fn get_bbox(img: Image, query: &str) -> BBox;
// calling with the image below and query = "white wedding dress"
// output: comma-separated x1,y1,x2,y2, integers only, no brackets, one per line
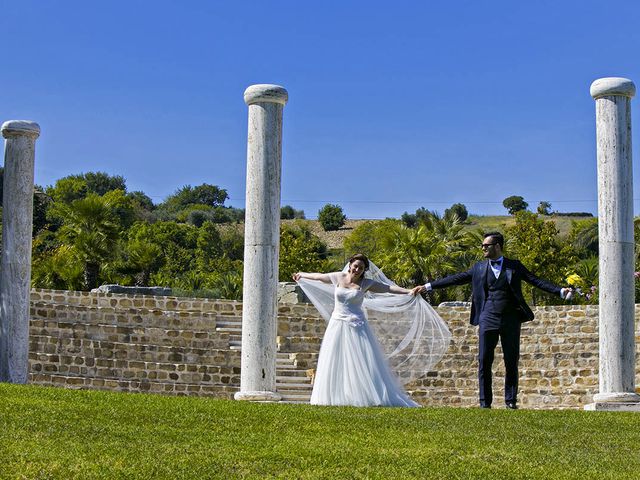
309,275,420,407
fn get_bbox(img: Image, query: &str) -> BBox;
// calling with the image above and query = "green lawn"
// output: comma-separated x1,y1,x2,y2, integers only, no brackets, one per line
1,384,637,479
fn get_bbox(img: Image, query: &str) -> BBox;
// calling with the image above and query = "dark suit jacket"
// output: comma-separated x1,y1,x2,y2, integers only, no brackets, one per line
430,258,562,326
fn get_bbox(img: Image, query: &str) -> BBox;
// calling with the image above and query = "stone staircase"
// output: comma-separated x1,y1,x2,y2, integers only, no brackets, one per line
27,290,324,403
212,314,320,402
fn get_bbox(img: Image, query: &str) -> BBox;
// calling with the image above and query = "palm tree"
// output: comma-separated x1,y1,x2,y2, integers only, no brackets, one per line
571,218,598,257
56,193,121,289
124,239,164,286
377,212,481,304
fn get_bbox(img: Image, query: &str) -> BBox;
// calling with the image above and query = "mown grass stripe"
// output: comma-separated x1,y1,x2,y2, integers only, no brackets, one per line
0,383,638,479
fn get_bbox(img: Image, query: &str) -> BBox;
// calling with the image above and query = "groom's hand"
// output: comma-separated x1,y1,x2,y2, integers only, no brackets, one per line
560,288,575,301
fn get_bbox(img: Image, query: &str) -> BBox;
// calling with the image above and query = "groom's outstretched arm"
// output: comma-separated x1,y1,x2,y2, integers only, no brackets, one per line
418,268,473,293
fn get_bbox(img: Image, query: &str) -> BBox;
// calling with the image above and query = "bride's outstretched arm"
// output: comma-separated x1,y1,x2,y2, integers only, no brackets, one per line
293,272,333,283
368,281,421,295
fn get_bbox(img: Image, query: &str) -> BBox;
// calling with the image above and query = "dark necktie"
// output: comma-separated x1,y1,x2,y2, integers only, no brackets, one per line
491,260,501,267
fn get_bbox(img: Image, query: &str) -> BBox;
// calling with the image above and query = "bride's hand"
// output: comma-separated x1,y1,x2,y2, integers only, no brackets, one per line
293,273,302,281
410,286,423,296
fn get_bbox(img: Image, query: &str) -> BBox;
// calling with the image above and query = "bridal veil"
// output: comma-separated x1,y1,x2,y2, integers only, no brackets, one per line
297,261,451,385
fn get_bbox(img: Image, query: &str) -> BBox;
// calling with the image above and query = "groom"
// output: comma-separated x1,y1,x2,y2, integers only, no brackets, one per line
418,232,573,409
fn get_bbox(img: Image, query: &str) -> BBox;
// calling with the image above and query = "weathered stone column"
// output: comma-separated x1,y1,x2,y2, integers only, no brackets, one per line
235,85,288,402
0,120,40,383
586,78,640,411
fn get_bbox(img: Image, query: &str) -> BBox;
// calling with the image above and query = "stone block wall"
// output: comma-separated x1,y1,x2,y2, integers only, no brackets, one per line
26,289,640,409
407,305,622,409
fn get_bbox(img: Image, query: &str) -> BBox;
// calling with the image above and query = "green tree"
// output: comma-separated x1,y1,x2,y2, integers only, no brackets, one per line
187,209,211,227
566,258,598,305
219,227,244,261
400,212,417,228
46,176,89,204
344,214,481,304
444,203,469,222
503,196,529,215
55,193,122,289
569,218,598,258
160,184,228,211
33,186,51,235
127,221,199,282
505,211,576,305
121,239,165,286
318,204,346,231
210,206,244,223
537,201,552,215
102,189,136,229
279,223,331,281
31,241,84,290
46,172,127,204
207,260,243,300
281,205,296,219
344,219,399,258
127,191,154,210
377,213,481,305
196,221,223,271
80,172,127,195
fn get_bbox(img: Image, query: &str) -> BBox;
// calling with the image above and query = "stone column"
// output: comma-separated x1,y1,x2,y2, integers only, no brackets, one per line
586,78,640,411
0,120,40,383
235,85,288,402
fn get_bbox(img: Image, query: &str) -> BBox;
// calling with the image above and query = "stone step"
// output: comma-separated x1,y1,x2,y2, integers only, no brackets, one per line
215,318,242,327
277,335,322,353
215,316,328,337
278,392,311,403
274,382,312,390
276,370,309,378
287,352,319,368
29,334,241,366
276,375,311,383
215,326,242,334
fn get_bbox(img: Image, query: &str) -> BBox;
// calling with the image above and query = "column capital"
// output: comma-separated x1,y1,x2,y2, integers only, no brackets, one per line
244,84,288,106
590,77,636,99
1,120,41,139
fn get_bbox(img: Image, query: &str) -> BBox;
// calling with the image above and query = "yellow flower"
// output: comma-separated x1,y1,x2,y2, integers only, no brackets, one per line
566,274,583,287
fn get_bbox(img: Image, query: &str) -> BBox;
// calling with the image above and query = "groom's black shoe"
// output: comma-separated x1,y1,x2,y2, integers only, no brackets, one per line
505,402,518,410
479,404,491,409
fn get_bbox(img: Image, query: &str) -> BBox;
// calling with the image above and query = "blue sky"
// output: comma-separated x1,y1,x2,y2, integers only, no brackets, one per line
3,1,640,219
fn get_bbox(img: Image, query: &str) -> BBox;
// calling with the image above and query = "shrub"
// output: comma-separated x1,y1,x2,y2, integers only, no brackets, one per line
281,205,295,219
445,203,468,222
318,204,346,231
537,201,552,215
401,212,417,228
503,196,528,215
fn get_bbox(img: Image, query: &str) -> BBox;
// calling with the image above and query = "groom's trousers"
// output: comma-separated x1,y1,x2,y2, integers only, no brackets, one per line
477,319,521,407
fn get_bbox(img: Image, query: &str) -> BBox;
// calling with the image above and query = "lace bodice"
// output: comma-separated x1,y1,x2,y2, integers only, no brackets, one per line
332,286,367,326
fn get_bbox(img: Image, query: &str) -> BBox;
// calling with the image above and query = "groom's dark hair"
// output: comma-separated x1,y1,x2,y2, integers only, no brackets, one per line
484,231,504,248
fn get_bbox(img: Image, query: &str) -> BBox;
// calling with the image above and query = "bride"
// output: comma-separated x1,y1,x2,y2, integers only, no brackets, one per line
294,253,451,407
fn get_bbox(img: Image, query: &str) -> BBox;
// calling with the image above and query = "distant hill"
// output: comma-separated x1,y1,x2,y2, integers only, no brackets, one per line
282,214,594,250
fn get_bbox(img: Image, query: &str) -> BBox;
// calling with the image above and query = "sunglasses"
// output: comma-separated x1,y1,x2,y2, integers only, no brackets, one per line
480,242,498,249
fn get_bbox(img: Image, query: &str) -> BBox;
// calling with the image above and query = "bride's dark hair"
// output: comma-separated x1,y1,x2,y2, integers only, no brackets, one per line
348,253,370,272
